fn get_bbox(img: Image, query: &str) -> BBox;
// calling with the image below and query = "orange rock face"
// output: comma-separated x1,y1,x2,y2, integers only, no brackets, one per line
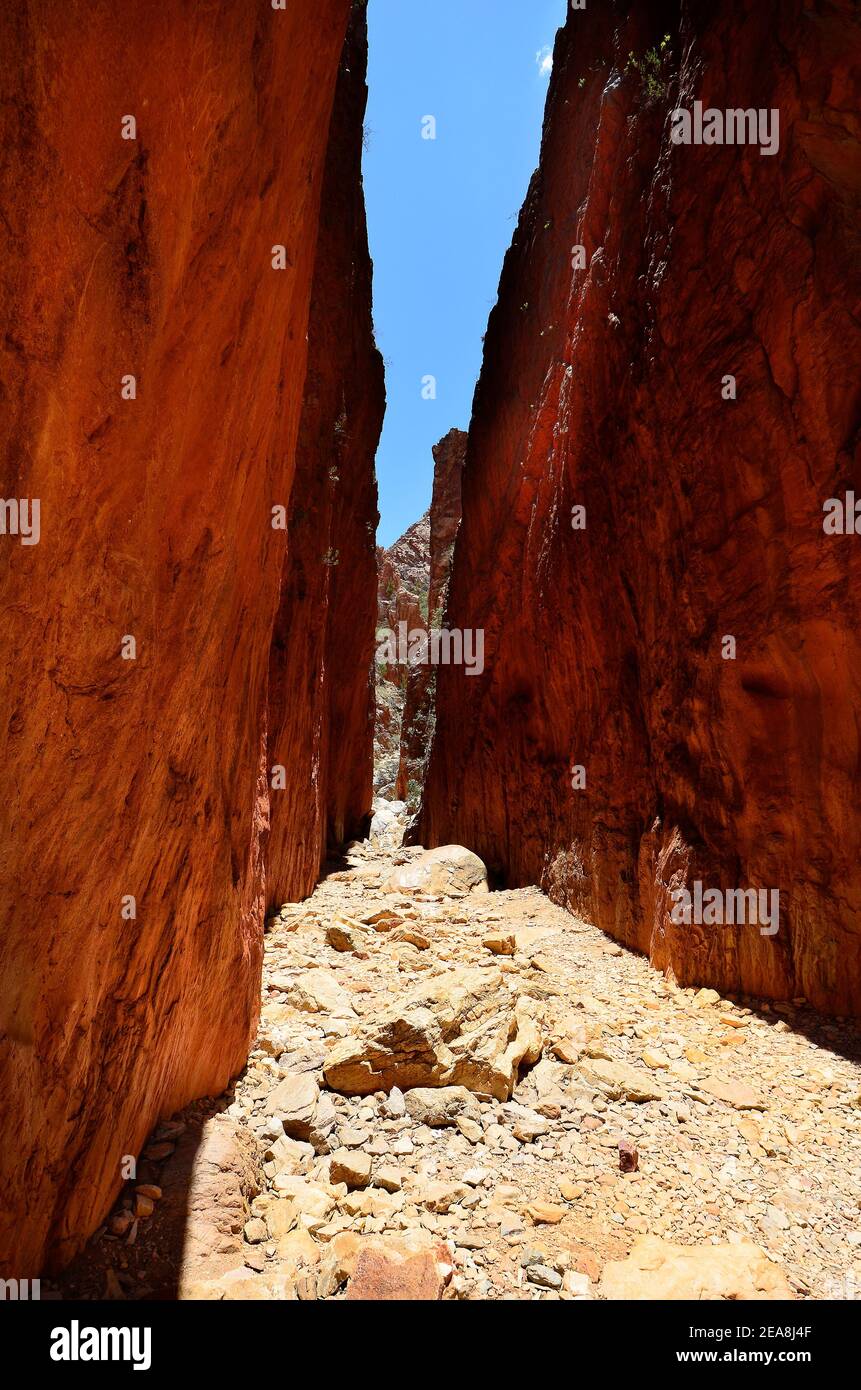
421,2,861,1014
346,1244,451,1301
0,0,358,1275
267,6,384,906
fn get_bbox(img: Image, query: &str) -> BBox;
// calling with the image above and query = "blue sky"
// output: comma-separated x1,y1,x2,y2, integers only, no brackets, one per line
364,0,567,546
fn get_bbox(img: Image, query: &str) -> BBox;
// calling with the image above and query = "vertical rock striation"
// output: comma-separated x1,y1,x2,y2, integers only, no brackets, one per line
0,0,360,1275
267,3,384,906
420,1,861,1014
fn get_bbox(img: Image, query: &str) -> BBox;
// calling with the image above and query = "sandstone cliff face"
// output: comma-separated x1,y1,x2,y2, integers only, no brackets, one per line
377,517,431,632
396,428,466,804
420,1,861,1014
373,513,430,796
267,5,384,907
0,0,356,1275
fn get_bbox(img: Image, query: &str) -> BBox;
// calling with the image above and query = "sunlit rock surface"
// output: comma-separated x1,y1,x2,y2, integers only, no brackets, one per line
420,0,861,1015
267,4,384,906
0,0,356,1274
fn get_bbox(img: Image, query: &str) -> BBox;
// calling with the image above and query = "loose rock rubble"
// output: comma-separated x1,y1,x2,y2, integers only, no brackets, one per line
56,840,861,1301
368,797,408,852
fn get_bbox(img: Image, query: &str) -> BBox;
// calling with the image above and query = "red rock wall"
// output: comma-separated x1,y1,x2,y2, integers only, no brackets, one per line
420,1,861,1015
267,4,384,906
0,0,353,1275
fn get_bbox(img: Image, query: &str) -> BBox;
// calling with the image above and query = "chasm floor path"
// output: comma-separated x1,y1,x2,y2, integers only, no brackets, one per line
57,840,861,1301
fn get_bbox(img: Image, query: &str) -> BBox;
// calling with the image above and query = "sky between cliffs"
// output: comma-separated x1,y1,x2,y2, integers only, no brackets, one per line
364,0,567,548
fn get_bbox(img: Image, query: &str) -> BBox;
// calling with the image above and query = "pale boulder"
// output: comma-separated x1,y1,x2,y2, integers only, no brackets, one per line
404,1086,481,1128
323,967,542,1101
383,845,489,897
286,968,356,1017
326,916,364,952
578,1057,665,1103
329,1149,372,1190
599,1236,793,1300
701,1077,767,1110
263,1072,335,1153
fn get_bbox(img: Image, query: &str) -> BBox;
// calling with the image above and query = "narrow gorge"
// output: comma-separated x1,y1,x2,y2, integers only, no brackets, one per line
1,0,859,1322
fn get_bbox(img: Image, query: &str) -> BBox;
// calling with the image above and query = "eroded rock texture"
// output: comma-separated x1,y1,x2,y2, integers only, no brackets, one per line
373,512,430,797
267,5,384,906
396,428,466,804
421,1,861,1014
0,0,357,1275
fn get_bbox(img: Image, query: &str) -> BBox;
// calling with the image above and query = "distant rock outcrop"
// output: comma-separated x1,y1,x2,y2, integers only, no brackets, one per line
397,429,466,804
374,513,430,798
373,428,466,805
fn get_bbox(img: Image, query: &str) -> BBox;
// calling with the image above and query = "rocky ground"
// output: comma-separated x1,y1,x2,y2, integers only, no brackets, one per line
55,838,861,1301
